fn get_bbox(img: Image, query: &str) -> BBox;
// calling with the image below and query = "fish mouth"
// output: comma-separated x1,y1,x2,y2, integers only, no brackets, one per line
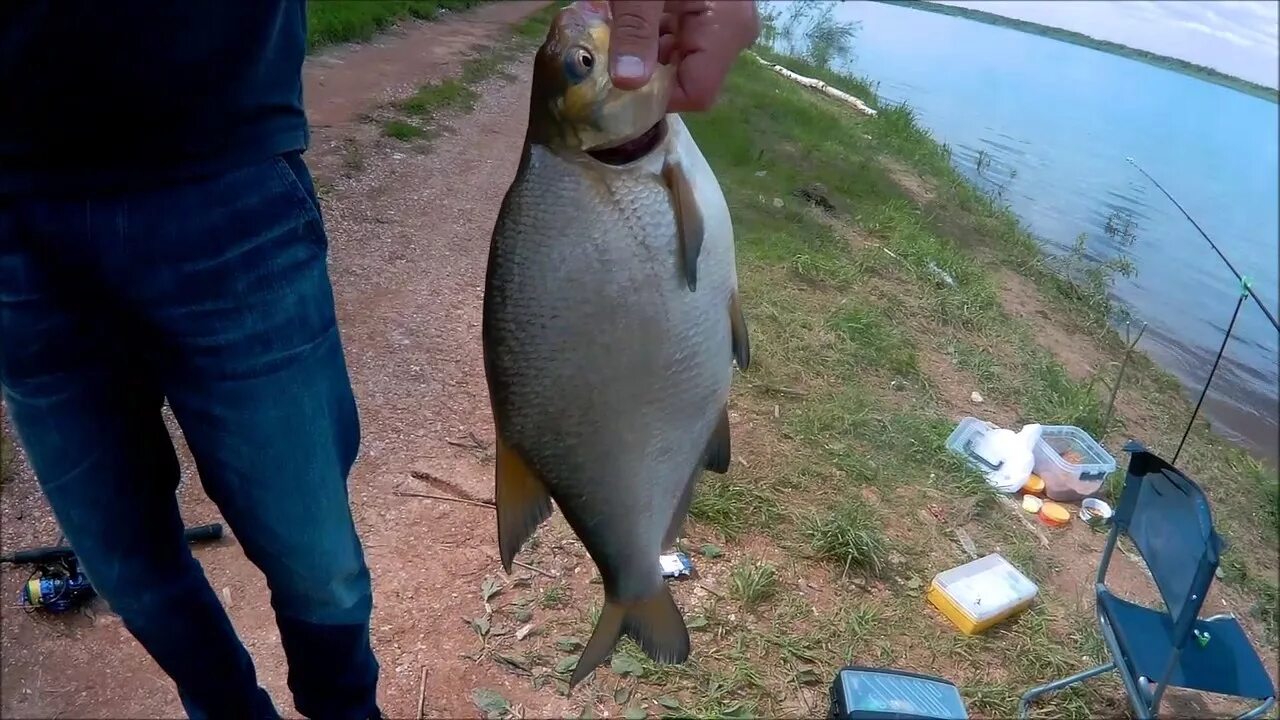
586,119,666,166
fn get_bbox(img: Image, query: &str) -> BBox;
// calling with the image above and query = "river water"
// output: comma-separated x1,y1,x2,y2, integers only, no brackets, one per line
771,1,1280,462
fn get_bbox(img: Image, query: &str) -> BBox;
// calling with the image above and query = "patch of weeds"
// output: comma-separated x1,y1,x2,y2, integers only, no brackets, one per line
339,143,366,176
804,498,888,578
1228,453,1280,540
1072,622,1108,666
788,251,862,287
0,425,15,485
783,390,874,447
1040,231,1137,325
946,339,1006,393
1021,354,1104,435
865,201,1001,329
729,560,778,609
382,119,426,141
305,0,482,51
830,603,881,660
681,672,759,720
961,683,1020,716
997,529,1057,585
690,476,780,539
828,305,919,377
1220,555,1280,643
401,79,478,117
540,582,567,609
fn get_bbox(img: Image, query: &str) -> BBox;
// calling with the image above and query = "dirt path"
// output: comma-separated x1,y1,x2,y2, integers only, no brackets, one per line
0,3,578,717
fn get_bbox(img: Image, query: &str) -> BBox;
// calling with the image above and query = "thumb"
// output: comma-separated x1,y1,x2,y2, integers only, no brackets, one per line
608,1,665,89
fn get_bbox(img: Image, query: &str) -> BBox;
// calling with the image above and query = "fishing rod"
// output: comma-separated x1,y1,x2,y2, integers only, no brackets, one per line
1125,156,1280,332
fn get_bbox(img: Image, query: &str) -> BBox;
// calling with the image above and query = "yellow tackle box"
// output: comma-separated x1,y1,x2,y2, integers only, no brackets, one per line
926,553,1038,635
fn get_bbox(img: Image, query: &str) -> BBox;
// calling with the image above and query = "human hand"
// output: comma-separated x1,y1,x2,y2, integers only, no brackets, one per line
608,0,760,112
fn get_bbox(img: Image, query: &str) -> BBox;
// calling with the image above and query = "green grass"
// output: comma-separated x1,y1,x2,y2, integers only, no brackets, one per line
689,476,780,540
381,119,425,141
306,0,484,51
728,560,779,608
803,498,889,578
0,423,15,485
377,3,558,141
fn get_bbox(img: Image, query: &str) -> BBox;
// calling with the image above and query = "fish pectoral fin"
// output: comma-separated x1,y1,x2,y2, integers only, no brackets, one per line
730,291,751,371
705,405,731,475
495,436,553,574
663,154,705,292
570,589,691,689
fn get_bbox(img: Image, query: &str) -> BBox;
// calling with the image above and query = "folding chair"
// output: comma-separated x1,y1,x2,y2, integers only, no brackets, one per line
1019,440,1276,719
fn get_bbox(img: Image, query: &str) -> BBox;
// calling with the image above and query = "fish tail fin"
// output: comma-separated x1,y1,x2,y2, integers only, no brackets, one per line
569,588,690,689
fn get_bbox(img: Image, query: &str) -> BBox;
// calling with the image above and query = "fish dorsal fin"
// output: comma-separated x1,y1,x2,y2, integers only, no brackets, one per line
662,153,705,292
495,436,553,573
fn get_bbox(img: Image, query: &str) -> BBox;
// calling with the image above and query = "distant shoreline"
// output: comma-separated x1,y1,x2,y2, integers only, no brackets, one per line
876,0,1280,103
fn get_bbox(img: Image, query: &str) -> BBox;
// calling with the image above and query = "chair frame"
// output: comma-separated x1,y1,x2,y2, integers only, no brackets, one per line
1018,441,1276,719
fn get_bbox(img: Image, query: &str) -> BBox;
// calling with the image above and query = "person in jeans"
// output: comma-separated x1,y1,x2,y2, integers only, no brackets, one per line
0,1,757,717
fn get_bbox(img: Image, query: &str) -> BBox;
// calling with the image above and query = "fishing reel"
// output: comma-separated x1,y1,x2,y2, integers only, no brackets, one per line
20,558,96,614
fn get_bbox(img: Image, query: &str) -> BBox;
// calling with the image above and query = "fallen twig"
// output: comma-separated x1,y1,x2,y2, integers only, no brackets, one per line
762,384,810,398
748,52,878,116
698,582,725,598
512,559,556,578
417,667,428,720
393,490,495,510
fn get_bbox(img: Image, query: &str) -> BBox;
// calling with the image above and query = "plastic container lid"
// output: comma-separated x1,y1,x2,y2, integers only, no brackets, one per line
945,417,1000,473
1039,501,1071,527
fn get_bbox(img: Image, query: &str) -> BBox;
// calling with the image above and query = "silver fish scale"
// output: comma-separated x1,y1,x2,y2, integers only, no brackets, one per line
485,136,735,601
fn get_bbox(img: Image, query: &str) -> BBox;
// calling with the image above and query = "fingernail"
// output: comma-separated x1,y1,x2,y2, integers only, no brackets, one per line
613,54,645,80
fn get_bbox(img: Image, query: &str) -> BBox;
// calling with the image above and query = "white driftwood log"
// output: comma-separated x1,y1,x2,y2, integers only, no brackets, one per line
749,52,878,117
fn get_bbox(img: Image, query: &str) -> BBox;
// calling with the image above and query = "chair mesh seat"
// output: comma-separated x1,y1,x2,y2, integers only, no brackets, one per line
1100,590,1275,700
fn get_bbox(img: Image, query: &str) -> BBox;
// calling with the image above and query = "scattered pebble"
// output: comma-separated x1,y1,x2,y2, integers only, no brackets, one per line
971,391,985,403
772,197,784,208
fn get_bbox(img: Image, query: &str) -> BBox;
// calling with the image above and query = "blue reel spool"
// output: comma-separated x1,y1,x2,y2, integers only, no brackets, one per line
21,566,96,613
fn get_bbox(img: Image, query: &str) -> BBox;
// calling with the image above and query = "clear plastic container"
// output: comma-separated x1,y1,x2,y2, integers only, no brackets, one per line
944,416,1002,474
1032,425,1116,502
926,553,1038,634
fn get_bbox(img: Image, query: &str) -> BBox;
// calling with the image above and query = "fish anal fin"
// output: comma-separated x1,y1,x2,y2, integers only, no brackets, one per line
663,469,699,550
730,291,750,371
495,436,553,574
705,405,731,475
663,155,705,292
570,589,690,689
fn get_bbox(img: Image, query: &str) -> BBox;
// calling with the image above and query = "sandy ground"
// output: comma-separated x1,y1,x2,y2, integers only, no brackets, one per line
0,2,580,717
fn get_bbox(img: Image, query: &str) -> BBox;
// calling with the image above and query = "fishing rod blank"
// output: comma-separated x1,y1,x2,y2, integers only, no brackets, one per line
1126,156,1279,333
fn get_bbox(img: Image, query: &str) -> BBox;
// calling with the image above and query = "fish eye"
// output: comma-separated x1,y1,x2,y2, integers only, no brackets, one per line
565,46,595,82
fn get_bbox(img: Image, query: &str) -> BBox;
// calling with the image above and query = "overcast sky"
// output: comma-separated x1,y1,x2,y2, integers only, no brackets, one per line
936,1,1280,88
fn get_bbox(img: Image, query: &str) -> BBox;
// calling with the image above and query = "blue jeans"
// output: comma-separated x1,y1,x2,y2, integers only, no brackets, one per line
0,153,380,719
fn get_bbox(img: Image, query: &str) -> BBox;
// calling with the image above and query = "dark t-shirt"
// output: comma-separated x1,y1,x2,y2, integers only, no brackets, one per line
0,0,309,195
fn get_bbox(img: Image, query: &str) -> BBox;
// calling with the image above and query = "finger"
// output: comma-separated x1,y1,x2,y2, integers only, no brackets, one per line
608,1,666,89
669,48,734,112
657,33,679,65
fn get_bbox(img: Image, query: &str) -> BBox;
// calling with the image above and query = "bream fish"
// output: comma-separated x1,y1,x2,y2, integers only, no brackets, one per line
481,0,750,688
